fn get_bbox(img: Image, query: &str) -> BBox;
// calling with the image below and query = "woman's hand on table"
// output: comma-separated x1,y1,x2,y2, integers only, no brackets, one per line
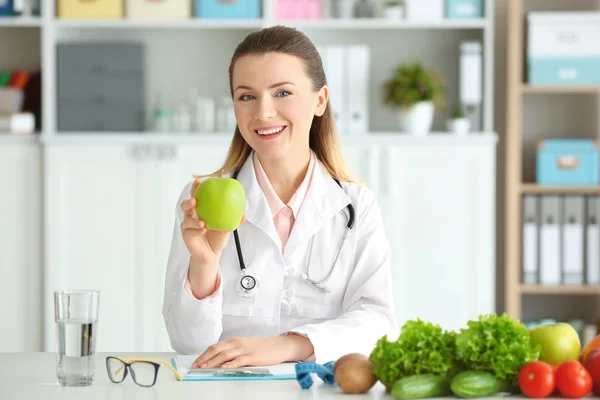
191,334,314,368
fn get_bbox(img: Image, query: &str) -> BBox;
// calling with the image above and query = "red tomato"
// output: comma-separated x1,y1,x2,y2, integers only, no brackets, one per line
518,361,556,398
556,360,593,398
583,349,600,395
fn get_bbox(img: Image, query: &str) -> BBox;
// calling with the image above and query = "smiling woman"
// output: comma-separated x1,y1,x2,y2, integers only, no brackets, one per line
161,25,398,371
232,54,323,191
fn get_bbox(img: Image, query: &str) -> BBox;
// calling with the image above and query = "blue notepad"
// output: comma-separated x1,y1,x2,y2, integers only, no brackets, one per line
171,355,298,381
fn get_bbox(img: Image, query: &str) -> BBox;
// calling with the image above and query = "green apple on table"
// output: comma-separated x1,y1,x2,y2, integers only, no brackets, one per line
194,177,246,232
528,322,581,365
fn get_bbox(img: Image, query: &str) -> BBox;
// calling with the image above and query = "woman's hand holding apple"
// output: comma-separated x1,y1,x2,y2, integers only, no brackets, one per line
180,178,246,299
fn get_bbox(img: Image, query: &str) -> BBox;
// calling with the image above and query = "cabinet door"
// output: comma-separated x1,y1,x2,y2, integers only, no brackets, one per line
43,144,141,352
0,142,42,352
342,143,381,194
151,143,232,351
379,144,496,332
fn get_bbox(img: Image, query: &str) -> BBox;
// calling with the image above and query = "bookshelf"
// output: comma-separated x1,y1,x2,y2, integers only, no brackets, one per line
505,0,600,321
0,0,497,141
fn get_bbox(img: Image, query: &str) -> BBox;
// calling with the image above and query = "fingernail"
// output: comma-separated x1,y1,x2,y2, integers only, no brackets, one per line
200,363,207,368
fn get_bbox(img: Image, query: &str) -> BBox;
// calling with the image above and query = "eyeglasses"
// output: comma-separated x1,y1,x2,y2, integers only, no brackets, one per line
106,356,183,387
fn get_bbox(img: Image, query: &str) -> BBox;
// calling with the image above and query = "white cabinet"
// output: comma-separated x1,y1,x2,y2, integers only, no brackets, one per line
378,142,496,332
0,140,43,352
43,143,173,352
341,136,497,332
42,141,232,353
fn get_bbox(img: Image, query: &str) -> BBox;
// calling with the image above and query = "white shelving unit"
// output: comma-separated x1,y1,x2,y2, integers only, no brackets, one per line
1,0,495,143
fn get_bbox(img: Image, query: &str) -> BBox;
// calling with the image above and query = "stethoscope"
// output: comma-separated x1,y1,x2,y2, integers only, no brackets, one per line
231,168,355,297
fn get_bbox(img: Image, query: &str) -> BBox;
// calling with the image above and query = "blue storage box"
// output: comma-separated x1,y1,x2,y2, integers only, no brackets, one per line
195,0,260,19
528,57,600,86
536,139,600,185
446,0,483,19
0,0,14,16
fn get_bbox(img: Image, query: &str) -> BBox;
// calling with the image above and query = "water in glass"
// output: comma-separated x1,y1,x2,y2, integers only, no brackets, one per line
56,318,97,386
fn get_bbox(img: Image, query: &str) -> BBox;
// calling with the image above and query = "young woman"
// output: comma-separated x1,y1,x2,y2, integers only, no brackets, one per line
162,25,397,369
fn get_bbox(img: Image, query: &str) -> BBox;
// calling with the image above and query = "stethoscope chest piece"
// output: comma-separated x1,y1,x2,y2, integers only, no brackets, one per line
236,268,259,297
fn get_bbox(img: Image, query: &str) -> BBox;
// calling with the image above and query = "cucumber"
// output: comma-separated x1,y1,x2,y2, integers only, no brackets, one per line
391,374,452,399
450,371,503,398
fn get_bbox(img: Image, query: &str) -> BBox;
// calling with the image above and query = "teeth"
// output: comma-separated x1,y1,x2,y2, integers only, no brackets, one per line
257,127,284,135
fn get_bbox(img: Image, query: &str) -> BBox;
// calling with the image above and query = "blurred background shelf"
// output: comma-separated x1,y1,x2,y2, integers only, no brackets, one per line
0,17,42,27
522,84,600,94
50,17,489,30
34,131,497,145
521,284,600,295
521,183,600,194
52,18,265,29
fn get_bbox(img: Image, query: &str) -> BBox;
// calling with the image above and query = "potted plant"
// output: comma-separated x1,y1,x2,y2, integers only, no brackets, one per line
383,0,403,19
446,104,471,135
381,60,446,135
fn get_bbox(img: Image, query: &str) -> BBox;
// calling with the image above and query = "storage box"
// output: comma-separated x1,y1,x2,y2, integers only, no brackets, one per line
57,43,145,132
126,0,191,19
446,0,483,19
57,0,123,19
0,0,14,16
536,139,600,185
405,0,443,21
275,0,321,20
195,0,260,19
527,12,600,85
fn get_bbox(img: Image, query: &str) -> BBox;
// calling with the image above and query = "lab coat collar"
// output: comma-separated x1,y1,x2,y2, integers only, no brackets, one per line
235,151,351,258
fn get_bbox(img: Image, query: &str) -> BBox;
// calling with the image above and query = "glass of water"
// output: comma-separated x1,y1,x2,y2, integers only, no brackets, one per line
54,290,100,387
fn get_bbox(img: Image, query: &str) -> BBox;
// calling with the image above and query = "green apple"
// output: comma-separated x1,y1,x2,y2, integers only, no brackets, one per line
194,177,246,232
529,322,581,365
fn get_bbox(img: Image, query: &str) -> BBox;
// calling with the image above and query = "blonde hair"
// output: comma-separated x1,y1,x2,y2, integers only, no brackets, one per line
202,25,360,183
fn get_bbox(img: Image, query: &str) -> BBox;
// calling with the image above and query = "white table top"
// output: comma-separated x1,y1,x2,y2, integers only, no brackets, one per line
0,352,395,399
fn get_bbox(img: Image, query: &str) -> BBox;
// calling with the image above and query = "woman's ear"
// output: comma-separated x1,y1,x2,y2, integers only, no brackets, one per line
314,85,329,117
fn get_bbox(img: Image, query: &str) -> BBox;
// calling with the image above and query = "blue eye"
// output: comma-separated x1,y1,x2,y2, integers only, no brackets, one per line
240,94,255,101
278,90,291,97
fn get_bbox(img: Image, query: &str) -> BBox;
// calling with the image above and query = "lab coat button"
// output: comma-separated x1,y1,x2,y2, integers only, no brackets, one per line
284,267,294,276
286,289,294,297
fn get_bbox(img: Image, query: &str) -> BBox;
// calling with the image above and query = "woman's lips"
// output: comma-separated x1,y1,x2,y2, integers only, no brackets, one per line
255,125,286,140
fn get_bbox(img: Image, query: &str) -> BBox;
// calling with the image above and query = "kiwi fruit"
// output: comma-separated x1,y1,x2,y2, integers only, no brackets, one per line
334,357,378,394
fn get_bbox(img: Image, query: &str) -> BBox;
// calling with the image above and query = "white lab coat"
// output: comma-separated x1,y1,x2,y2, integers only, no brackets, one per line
162,153,398,363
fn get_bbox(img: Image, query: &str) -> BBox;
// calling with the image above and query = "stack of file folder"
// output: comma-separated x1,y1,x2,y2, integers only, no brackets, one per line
522,194,600,285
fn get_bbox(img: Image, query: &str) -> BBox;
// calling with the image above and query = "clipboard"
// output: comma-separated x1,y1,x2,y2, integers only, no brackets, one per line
171,355,298,381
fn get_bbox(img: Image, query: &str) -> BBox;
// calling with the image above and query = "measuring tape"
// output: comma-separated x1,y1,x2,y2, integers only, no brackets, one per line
295,361,336,389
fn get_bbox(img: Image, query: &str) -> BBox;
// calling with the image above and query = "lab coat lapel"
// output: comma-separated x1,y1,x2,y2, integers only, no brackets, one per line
235,155,282,250
283,161,351,259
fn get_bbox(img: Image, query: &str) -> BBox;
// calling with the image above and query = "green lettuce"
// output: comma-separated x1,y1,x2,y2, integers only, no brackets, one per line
455,313,541,387
369,319,458,392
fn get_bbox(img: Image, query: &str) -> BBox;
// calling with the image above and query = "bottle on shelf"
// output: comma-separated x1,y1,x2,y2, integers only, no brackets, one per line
151,93,172,133
172,101,192,133
188,88,215,133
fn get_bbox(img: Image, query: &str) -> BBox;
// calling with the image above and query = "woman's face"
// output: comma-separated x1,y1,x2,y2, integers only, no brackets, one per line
231,52,328,163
